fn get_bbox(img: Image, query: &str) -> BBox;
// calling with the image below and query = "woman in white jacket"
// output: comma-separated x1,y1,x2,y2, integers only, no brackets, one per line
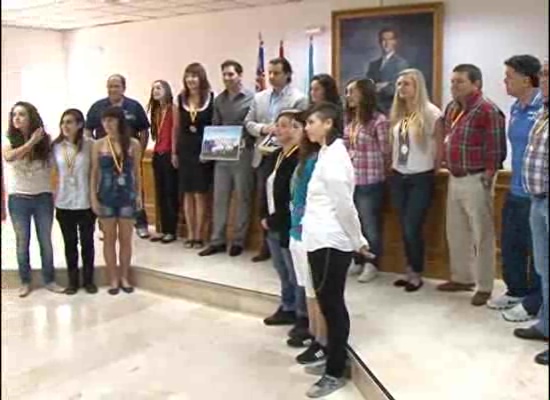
301,102,372,398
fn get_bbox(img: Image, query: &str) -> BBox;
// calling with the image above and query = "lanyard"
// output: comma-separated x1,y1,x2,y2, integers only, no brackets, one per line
274,145,299,171
62,142,77,176
107,136,124,175
400,112,417,138
157,107,168,134
451,110,465,129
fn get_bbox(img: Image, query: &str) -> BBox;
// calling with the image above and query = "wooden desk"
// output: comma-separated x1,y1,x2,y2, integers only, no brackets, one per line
142,150,510,280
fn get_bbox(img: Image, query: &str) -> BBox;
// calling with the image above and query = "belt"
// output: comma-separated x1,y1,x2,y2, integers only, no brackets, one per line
533,193,548,200
450,168,485,178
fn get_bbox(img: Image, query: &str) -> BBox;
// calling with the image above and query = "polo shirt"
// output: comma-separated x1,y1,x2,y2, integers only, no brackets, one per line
508,89,544,197
85,96,150,139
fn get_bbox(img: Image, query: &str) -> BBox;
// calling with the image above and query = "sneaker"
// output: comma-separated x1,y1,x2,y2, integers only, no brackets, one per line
65,287,78,295
306,375,347,398
287,334,314,348
348,263,363,276
18,284,31,298
136,227,150,239
288,317,310,337
45,282,65,294
305,360,327,376
535,349,549,366
297,342,326,365
263,307,296,326
487,294,523,310
358,263,378,283
502,303,536,323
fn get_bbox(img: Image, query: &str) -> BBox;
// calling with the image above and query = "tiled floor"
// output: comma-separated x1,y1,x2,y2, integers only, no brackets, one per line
2,220,549,399
1,289,363,400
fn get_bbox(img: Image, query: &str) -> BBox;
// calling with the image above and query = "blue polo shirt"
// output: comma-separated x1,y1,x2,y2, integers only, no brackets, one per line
508,90,544,197
85,97,150,139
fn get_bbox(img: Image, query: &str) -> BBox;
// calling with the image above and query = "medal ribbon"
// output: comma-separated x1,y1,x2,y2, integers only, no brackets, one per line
63,142,77,176
533,111,549,136
349,122,360,148
156,106,168,134
274,145,299,171
107,136,124,176
400,112,417,139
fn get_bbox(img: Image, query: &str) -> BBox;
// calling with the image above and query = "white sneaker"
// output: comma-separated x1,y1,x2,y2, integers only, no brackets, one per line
358,263,378,283
487,294,523,310
45,282,65,294
348,263,364,276
502,303,536,323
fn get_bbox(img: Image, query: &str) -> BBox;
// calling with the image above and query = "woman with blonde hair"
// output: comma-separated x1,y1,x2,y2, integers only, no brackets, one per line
389,68,442,292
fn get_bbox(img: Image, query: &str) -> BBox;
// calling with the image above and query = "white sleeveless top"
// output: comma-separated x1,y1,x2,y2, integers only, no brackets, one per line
5,158,53,195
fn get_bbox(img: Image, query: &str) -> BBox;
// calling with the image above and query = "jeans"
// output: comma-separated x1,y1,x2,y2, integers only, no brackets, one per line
266,230,306,318
530,196,548,338
501,193,541,299
308,248,352,378
8,193,55,285
56,208,96,288
153,153,179,235
353,182,385,266
390,170,434,273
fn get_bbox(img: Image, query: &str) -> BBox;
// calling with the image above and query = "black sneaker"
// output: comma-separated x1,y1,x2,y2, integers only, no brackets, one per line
287,333,314,348
263,307,296,326
288,317,310,337
296,341,327,365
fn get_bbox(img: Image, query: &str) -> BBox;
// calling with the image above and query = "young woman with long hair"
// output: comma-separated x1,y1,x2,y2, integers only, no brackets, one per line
172,63,214,249
52,109,97,295
344,78,390,283
90,106,142,295
310,74,343,133
288,120,329,364
388,69,442,292
3,101,65,297
148,80,178,243
301,102,372,398
260,110,305,331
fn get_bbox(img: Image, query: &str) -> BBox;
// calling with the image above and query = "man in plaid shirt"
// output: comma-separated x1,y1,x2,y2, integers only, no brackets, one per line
437,64,506,307
514,59,548,366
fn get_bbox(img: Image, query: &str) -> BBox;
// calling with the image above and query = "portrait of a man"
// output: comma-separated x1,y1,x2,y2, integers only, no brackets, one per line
333,3,443,113
366,27,410,113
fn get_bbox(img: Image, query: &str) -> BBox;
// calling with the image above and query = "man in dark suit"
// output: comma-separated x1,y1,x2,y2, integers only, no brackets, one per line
366,27,409,114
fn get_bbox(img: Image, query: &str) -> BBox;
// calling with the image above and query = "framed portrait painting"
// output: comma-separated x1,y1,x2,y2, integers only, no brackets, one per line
332,2,444,114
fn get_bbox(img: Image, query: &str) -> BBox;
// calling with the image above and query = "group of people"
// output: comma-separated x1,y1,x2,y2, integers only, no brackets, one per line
2,52,548,397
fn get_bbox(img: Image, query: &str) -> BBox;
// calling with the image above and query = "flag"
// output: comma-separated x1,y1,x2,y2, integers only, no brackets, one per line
279,40,284,58
305,36,314,94
255,33,266,92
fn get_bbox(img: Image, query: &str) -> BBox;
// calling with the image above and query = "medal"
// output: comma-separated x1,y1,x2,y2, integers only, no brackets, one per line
401,144,409,155
107,136,126,185
189,125,197,133
63,142,77,185
67,175,77,186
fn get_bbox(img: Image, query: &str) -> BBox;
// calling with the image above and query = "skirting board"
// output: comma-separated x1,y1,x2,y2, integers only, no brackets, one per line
2,266,394,400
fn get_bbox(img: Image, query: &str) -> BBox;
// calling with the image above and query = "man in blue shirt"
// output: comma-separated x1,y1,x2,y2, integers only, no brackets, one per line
85,74,151,238
487,56,543,321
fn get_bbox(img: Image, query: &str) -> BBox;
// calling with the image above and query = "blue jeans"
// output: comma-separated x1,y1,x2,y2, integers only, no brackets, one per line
530,196,549,338
390,171,434,273
501,193,541,300
266,231,307,318
354,182,385,266
8,193,55,285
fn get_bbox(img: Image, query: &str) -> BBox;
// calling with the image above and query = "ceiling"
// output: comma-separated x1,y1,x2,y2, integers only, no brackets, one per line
1,0,302,31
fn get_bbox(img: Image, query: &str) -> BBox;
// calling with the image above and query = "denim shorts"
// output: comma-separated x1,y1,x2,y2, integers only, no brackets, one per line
98,204,136,219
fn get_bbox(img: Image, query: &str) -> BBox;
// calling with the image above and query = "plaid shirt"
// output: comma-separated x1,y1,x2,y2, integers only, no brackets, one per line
443,91,506,176
343,112,390,186
523,109,548,196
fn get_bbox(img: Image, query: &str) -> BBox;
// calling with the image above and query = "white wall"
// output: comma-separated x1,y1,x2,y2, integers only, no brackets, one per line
1,26,67,136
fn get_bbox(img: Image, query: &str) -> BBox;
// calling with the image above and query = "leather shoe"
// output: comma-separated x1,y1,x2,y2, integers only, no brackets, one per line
535,350,549,366
471,291,491,306
198,245,226,257
437,281,475,292
229,245,243,257
514,326,548,342
264,307,296,326
252,251,270,263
